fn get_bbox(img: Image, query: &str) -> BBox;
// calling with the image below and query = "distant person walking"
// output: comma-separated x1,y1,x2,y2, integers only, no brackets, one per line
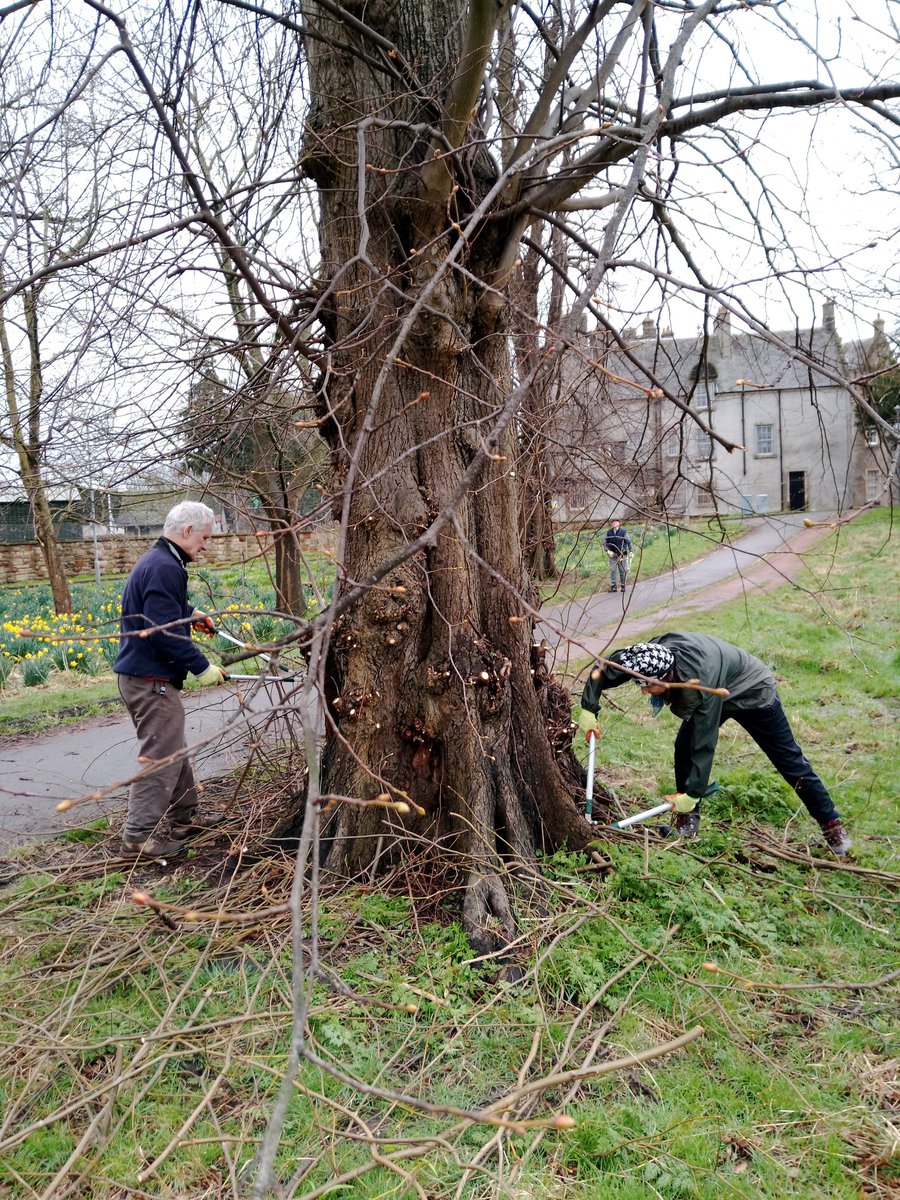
604,519,633,592
113,501,229,859
576,632,852,855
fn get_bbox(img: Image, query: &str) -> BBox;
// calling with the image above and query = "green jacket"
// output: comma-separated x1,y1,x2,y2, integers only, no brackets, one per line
581,632,777,797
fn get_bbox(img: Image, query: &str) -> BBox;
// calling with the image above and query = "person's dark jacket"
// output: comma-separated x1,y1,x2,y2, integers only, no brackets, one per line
604,525,633,557
113,538,210,686
581,631,776,797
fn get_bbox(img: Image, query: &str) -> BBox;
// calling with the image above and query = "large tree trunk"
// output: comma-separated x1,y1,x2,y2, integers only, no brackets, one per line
301,0,594,950
273,525,307,619
251,422,308,620
253,488,308,618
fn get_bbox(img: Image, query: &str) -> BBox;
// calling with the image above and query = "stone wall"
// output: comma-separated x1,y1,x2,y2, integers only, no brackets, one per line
0,529,336,588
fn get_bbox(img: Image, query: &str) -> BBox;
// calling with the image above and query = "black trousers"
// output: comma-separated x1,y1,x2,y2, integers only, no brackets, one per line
673,696,839,826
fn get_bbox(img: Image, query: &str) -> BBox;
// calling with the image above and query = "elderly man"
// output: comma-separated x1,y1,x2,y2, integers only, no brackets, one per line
604,519,633,592
577,632,852,855
114,500,229,858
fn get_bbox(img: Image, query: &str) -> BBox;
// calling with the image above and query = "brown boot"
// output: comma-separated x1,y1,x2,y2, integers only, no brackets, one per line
120,833,186,860
673,810,700,838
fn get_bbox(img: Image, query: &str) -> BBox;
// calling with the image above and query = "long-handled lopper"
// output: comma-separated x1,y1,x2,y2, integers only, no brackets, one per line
585,731,597,821
608,782,719,830
216,629,296,675
224,672,301,683
609,799,678,830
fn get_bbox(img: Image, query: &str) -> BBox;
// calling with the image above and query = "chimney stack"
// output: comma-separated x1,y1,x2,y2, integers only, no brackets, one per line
641,316,656,340
822,299,835,334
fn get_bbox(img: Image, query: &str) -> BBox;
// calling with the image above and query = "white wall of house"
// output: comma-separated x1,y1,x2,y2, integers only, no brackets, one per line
552,306,895,523
675,383,856,515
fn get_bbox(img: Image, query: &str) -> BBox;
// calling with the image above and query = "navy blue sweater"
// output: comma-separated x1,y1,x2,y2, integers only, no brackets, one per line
113,538,210,685
604,525,633,557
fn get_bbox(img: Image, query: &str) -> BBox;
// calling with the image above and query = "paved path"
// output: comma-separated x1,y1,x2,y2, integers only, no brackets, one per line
0,683,301,850
0,513,832,851
538,512,832,676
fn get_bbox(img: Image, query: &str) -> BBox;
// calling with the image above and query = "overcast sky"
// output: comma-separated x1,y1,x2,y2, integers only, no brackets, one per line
643,0,900,341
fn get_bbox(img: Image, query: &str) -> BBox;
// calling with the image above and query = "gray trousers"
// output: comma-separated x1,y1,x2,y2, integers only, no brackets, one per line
117,674,198,839
609,555,628,587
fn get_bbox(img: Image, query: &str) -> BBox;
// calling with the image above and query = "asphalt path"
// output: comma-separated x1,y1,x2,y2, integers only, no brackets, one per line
0,680,303,850
539,512,831,677
0,512,831,852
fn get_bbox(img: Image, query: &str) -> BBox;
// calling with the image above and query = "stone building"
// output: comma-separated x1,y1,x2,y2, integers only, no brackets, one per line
553,302,898,523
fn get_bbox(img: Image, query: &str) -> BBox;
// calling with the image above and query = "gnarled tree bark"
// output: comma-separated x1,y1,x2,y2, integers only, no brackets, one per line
301,0,592,950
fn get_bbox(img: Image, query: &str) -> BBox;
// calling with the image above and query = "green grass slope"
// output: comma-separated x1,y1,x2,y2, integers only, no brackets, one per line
0,510,896,1199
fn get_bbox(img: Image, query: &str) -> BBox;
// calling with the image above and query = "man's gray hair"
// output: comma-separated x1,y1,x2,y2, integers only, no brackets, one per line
163,500,216,535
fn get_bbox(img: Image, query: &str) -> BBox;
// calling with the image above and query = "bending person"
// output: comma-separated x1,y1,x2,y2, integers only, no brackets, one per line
578,632,852,855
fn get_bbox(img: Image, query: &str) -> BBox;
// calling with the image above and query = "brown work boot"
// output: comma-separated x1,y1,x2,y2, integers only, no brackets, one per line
171,809,226,839
821,819,852,856
120,833,186,860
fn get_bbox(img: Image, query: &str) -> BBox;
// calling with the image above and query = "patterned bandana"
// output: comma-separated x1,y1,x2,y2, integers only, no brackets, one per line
611,642,675,682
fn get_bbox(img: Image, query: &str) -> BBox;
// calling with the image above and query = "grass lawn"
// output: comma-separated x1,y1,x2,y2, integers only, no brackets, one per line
0,510,896,1198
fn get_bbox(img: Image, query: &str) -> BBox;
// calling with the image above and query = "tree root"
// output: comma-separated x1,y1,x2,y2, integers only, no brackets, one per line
462,869,517,957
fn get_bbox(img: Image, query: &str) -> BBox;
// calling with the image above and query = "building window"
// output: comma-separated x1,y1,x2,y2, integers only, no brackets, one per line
695,431,712,458
865,427,879,447
666,433,680,458
865,470,881,502
695,486,715,509
690,361,717,409
755,424,774,456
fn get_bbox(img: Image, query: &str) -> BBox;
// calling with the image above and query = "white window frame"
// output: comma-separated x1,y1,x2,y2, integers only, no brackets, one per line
865,427,879,447
865,469,881,502
695,485,716,510
695,430,712,458
666,433,681,458
693,379,710,409
755,423,775,456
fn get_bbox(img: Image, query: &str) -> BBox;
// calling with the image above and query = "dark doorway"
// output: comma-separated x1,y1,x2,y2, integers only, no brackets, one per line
788,471,806,511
